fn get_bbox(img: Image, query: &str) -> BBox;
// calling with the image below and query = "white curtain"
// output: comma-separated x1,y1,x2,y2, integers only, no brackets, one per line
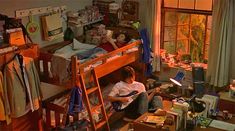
206,0,235,87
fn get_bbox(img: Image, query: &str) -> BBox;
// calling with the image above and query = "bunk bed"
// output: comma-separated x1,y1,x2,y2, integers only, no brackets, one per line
39,39,144,87
38,36,145,130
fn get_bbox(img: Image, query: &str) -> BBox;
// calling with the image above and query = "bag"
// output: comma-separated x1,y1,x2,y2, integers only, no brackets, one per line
1,16,33,45
41,13,63,41
64,27,74,41
6,28,25,46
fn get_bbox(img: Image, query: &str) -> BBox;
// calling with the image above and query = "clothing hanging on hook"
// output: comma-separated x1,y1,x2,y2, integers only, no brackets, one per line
16,54,30,104
3,55,41,119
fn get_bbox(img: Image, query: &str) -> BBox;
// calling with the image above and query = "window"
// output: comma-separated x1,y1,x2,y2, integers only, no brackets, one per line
162,0,213,63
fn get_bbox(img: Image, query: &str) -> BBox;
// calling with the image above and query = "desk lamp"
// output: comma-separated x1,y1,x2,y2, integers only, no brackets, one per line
170,71,185,86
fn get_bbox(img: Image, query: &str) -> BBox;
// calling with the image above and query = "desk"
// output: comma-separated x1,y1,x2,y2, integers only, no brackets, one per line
218,92,235,114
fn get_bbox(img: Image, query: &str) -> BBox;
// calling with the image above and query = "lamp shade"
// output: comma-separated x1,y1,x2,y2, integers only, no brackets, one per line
170,71,185,86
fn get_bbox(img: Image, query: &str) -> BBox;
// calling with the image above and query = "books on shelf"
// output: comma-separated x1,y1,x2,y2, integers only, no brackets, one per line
68,16,104,28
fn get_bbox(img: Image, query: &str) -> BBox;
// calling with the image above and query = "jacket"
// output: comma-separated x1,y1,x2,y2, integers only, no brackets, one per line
3,55,42,118
68,87,83,115
140,28,152,76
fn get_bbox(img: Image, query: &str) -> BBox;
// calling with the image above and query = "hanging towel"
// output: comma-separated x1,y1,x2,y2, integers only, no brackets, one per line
68,87,84,115
140,28,152,76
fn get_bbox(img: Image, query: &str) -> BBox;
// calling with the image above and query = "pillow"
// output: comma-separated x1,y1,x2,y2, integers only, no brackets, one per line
72,38,81,50
72,38,96,50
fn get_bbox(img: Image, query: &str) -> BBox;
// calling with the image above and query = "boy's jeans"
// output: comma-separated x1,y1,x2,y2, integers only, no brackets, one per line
124,92,163,119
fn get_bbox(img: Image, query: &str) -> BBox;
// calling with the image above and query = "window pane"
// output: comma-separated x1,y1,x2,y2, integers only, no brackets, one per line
164,0,178,8
164,27,176,41
206,29,211,44
177,26,189,40
191,14,206,47
179,0,194,9
177,40,189,54
164,41,176,54
162,10,212,63
204,44,209,60
190,39,204,62
195,0,212,11
178,13,190,25
207,16,212,29
165,12,177,26
191,14,206,27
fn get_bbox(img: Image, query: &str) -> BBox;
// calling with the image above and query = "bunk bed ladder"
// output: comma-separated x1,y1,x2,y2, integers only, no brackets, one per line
79,69,110,131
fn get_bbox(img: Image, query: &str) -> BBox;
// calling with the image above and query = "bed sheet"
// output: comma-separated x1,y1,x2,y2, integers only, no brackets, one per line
53,40,96,60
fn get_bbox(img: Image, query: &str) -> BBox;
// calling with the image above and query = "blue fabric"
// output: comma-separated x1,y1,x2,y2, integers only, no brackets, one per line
68,86,83,115
76,47,107,60
140,28,152,76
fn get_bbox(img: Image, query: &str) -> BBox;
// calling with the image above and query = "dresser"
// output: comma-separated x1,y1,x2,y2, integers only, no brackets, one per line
218,92,235,114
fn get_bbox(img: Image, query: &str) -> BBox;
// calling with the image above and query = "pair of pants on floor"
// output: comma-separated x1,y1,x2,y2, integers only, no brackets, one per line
124,92,163,119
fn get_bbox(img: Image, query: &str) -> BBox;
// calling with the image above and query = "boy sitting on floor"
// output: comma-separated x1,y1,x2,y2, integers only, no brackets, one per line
108,66,163,119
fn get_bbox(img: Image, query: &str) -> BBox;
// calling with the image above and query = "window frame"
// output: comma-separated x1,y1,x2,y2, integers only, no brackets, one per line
161,5,212,61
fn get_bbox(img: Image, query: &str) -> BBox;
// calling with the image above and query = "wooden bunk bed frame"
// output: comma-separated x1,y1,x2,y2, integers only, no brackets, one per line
39,40,145,130
39,40,144,87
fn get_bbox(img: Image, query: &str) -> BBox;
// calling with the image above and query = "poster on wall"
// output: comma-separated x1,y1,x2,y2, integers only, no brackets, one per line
41,13,63,41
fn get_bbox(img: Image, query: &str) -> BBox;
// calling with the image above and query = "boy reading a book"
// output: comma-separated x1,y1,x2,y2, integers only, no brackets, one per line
108,66,163,119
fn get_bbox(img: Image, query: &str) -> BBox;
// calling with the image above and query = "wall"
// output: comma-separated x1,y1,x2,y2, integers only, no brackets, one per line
0,0,92,47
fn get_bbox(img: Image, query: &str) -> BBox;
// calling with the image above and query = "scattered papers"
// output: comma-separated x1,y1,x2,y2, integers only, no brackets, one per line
145,115,166,124
209,120,235,131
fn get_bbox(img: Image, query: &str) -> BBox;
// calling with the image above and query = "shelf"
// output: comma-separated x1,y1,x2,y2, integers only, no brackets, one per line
68,16,104,28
